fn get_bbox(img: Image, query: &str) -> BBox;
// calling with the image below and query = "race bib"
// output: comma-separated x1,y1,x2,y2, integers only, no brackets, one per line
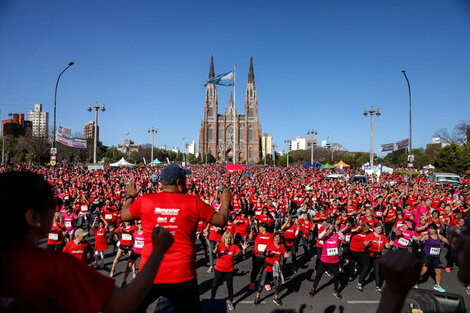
122,234,132,241
105,214,112,220
65,222,72,228
376,211,383,217
345,235,351,242
397,223,403,228
80,205,88,212
430,247,440,256
398,238,409,246
48,233,58,241
319,240,324,245
326,248,338,256
134,240,144,248
257,244,267,252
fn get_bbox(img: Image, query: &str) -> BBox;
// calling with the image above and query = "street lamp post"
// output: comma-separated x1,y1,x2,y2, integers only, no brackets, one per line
284,139,290,167
148,127,157,166
53,62,74,152
88,102,105,164
307,130,317,164
272,144,277,164
401,69,413,182
363,106,381,166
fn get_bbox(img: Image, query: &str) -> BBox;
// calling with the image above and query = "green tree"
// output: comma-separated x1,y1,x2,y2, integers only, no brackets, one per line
433,142,470,175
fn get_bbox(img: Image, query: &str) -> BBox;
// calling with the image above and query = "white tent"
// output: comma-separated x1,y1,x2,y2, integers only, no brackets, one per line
151,158,162,164
382,165,394,174
110,157,134,167
423,164,435,170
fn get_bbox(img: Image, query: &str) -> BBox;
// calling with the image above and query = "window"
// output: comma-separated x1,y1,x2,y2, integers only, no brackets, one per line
207,107,213,117
248,107,254,117
208,126,213,142
218,127,222,141
248,127,253,142
249,149,252,159
226,125,233,141
239,127,244,141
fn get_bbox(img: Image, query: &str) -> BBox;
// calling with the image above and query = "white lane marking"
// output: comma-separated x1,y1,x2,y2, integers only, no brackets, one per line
238,300,266,304
347,300,380,304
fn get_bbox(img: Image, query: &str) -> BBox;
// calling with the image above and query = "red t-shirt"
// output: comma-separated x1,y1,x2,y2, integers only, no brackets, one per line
47,224,65,245
63,240,93,263
350,232,368,252
264,242,286,272
129,191,215,284
93,227,108,252
365,232,388,253
234,216,250,236
1,241,114,313
252,232,274,256
215,243,241,272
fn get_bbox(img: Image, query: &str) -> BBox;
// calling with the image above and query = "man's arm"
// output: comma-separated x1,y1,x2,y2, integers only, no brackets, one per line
209,189,231,227
121,180,140,222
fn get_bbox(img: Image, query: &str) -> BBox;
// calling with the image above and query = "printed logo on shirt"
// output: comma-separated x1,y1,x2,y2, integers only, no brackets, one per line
154,208,180,215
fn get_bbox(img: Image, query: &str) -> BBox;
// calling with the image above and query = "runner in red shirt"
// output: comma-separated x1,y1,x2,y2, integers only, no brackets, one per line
348,223,370,282
249,223,273,290
254,232,289,306
46,212,66,251
63,228,94,264
211,231,248,311
122,220,145,287
110,221,137,277
281,216,299,271
121,164,230,313
92,216,108,268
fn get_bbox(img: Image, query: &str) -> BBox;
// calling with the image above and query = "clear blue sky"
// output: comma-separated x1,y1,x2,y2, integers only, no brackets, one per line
1,0,469,155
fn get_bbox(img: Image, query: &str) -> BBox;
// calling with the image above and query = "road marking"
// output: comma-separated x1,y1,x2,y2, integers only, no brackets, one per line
238,300,266,304
347,300,380,304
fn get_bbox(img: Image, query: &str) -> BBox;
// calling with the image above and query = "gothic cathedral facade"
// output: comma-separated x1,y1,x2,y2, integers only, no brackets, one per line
199,56,262,163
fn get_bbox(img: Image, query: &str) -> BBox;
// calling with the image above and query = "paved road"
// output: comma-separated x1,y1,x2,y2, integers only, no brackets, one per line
86,239,469,313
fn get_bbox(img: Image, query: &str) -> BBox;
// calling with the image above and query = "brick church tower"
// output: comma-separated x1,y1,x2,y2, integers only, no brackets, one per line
199,56,262,163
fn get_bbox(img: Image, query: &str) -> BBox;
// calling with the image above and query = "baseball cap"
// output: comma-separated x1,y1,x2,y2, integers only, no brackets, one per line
75,229,88,237
160,164,192,185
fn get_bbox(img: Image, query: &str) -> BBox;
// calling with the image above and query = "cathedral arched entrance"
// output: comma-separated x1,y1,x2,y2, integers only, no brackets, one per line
225,149,233,163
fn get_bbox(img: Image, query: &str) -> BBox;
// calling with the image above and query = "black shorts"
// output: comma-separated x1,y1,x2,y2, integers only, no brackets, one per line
129,250,141,261
120,245,132,253
422,255,440,268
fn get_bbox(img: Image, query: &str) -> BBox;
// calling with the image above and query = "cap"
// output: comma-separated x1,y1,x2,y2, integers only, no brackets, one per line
405,221,413,229
160,164,192,185
75,229,88,237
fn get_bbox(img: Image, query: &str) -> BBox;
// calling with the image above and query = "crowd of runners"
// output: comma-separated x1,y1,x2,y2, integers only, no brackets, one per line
2,163,470,311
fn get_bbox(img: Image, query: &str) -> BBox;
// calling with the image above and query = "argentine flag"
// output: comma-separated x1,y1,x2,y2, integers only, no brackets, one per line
205,71,234,86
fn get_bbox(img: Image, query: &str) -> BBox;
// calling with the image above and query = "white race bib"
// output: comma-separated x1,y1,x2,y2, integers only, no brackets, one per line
257,244,267,252
398,238,409,246
319,240,324,245
134,240,144,248
80,205,88,212
376,211,383,217
345,235,351,242
430,247,440,256
122,234,132,241
65,222,72,228
326,248,338,256
105,214,112,220
48,233,58,241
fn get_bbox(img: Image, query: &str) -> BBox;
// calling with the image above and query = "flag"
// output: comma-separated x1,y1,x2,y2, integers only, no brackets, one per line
205,71,234,86
125,129,131,137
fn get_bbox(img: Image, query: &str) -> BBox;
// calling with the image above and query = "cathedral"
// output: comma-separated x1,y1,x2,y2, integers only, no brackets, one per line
199,56,262,163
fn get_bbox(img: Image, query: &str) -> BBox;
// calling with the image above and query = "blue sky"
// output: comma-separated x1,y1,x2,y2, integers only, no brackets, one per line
1,0,469,155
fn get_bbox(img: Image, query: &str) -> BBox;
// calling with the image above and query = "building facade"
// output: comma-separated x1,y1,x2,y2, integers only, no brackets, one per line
199,56,262,163
27,104,48,138
289,136,317,151
261,133,272,159
83,121,99,140
1,113,32,137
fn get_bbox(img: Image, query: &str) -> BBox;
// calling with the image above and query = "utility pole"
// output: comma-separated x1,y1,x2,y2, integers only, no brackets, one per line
284,139,290,167
401,69,413,182
307,130,317,165
88,102,105,164
363,106,381,166
148,127,157,166
272,144,277,164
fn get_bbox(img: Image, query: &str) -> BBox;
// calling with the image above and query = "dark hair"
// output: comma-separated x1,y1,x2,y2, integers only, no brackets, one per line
0,171,55,240
429,223,438,230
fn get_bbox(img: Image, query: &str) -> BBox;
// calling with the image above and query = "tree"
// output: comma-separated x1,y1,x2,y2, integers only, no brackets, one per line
433,120,469,145
433,142,470,175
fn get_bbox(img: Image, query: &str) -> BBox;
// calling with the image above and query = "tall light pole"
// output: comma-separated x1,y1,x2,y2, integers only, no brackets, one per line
53,62,74,152
307,129,317,164
263,135,267,165
148,127,157,165
272,144,277,164
88,102,105,164
284,139,290,167
363,106,381,166
401,69,413,182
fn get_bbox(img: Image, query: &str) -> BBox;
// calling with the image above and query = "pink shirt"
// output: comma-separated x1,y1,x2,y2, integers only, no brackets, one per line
414,204,428,224
395,226,413,249
132,231,145,254
321,233,340,263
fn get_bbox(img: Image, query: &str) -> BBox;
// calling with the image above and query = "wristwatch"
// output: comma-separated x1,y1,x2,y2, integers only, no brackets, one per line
124,194,135,201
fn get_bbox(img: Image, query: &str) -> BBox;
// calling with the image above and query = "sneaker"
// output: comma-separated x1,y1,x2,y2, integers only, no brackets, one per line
273,298,282,306
333,291,342,299
254,296,261,306
357,283,363,292
326,271,332,277
466,286,470,295
376,286,382,294
249,283,255,290
445,267,451,273
207,267,213,273
433,285,446,293
413,284,418,289
121,281,127,288
265,284,272,291
309,288,316,297
226,300,235,311
132,272,136,279
109,270,114,277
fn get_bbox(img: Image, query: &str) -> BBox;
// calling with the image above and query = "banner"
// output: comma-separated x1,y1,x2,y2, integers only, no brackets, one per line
226,164,243,173
56,125,87,149
379,138,409,152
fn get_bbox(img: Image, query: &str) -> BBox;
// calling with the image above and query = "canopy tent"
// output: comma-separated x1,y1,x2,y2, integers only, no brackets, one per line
110,157,134,167
334,160,350,168
382,165,394,174
302,162,314,167
315,161,323,167
423,164,435,170
321,163,334,169
151,158,162,164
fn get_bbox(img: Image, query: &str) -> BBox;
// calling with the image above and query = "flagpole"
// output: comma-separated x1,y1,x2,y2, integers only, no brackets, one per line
233,65,236,164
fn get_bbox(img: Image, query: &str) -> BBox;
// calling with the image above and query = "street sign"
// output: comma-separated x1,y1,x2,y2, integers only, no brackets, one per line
50,148,57,156
50,160,56,166
50,155,56,161
408,155,414,162
407,163,413,168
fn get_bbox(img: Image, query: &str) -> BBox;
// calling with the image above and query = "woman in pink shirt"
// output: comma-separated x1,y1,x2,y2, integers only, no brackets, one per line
122,220,144,287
